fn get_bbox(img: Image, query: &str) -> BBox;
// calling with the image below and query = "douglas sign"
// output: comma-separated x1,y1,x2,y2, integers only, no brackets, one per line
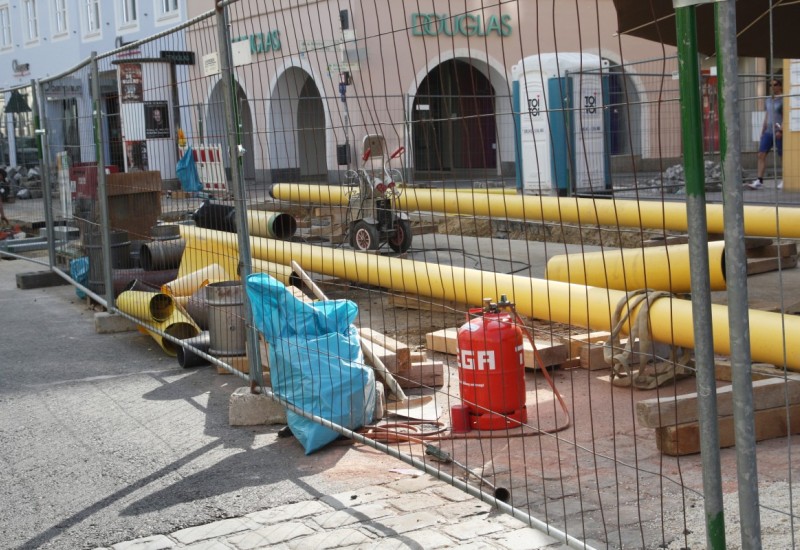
411,12,512,37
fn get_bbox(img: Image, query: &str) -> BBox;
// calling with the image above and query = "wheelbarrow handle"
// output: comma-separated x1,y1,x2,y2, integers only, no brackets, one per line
390,146,405,159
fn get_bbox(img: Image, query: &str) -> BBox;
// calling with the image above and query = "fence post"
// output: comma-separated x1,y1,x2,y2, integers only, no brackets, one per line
674,6,728,550
215,4,264,388
31,79,57,269
90,52,116,309
715,3,762,550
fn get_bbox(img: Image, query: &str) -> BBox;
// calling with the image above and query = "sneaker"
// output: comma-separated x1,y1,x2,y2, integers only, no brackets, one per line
777,180,784,190
746,179,763,190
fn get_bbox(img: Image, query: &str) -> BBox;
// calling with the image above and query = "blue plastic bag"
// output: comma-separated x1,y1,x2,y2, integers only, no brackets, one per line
246,273,376,454
176,147,202,192
70,257,89,299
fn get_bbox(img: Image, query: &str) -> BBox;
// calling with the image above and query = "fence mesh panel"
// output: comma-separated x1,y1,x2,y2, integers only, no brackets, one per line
1,2,798,549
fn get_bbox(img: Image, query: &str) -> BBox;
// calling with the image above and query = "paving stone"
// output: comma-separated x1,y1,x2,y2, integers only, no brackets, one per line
429,483,476,503
490,527,561,550
311,508,369,529
387,492,447,513
352,528,456,549
361,511,443,535
386,475,436,494
184,539,238,549
171,518,262,544
245,499,334,525
111,535,176,550
285,528,372,549
225,522,315,548
440,516,505,540
437,499,493,520
322,485,399,509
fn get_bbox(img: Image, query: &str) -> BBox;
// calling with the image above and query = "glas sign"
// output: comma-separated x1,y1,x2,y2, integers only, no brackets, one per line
232,30,281,54
411,13,512,37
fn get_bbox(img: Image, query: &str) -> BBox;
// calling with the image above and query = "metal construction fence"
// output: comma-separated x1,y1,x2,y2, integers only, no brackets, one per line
1,2,799,549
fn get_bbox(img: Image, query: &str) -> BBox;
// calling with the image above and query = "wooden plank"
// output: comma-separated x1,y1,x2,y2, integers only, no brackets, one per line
656,403,800,456
714,360,781,382
579,342,610,371
746,255,798,275
423,326,568,369
359,339,406,374
567,331,612,358
397,361,445,389
746,242,797,258
411,223,439,236
358,327,411,368
636,377,800,428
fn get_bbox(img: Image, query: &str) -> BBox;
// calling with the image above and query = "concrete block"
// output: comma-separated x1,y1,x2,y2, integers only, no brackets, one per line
15,270,70,289
229,386,286,426
94,312,136,333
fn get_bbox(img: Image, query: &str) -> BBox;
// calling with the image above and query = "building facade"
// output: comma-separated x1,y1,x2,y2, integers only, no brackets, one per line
0,0,188,167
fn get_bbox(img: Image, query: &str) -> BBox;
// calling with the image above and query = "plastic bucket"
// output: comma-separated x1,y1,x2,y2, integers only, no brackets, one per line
206,280,246,357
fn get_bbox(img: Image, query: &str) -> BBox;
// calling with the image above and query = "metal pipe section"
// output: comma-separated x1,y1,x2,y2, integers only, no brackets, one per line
716,3,761,548
545,241,726,292
270,184,800,239
676,6,726,549
179,225,800,370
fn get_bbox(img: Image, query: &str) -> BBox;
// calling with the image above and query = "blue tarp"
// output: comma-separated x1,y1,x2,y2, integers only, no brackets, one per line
246,273,376,454
176,147,202,192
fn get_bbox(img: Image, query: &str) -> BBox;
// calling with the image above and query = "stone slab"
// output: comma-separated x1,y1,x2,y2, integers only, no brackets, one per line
229,386,287,426
94,312,137,334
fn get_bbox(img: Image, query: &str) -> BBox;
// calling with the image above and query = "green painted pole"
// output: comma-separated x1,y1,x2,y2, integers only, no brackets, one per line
674,5,727,549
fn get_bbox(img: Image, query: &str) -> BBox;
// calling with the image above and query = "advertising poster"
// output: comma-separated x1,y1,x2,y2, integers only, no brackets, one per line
119,63,143,103
125,140,149,172
144,101,170,138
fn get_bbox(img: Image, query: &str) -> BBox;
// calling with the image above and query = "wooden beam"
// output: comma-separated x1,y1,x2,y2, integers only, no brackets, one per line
656,403,800,456
637,377,800,428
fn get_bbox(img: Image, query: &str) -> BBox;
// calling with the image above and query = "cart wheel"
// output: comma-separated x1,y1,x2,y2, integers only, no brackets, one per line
352,220,380,251
388,218,413,253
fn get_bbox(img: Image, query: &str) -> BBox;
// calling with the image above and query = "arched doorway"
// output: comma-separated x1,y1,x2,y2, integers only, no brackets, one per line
606,62,641,157
412,59,497,180
205,80,256,183
268,67,326,182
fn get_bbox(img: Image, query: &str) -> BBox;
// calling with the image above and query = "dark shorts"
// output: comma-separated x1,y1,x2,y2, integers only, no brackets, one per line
759,131,782,156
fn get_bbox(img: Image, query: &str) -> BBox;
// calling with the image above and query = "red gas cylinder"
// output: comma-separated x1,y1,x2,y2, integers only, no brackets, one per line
457,300,527,430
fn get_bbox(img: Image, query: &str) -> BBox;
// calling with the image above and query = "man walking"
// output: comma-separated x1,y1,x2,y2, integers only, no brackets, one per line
747,78,783,190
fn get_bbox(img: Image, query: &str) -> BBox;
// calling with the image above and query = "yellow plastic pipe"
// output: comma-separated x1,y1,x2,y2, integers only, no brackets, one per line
546,241,727,292
143,308,200,357
117,290,176,323
164,263,230,296
179,225,800,370
270,184,800,239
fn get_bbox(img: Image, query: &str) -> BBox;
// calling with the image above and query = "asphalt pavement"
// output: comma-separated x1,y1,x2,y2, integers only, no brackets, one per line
0,256,567,550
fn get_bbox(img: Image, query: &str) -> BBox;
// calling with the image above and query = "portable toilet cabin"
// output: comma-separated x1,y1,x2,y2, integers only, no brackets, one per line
512,53,610,196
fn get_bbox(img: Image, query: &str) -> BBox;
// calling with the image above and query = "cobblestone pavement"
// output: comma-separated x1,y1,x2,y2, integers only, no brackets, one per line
96,476,570,550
